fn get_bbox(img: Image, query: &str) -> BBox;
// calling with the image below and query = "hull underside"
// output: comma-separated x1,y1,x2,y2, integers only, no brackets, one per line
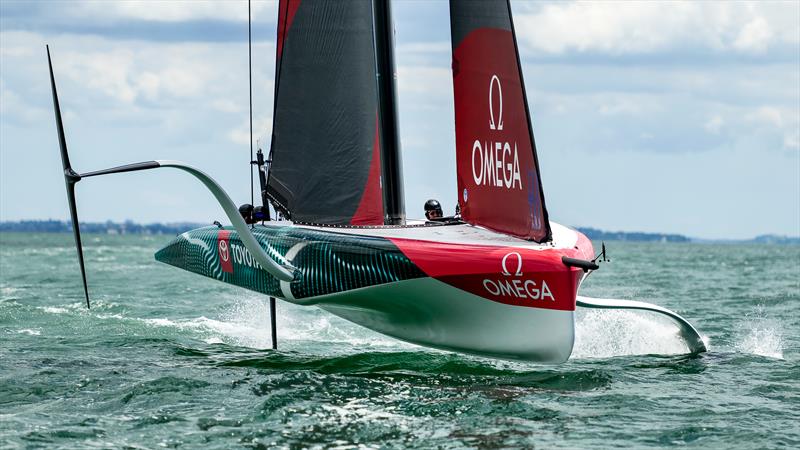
311,278,574,362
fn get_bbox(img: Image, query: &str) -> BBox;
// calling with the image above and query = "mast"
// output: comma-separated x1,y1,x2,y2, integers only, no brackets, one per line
372,0,405,225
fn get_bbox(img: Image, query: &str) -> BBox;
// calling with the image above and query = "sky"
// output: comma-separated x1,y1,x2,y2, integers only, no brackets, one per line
1,0,798,240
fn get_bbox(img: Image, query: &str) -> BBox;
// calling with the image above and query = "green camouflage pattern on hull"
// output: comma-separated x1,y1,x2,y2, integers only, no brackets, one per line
155,226,426,299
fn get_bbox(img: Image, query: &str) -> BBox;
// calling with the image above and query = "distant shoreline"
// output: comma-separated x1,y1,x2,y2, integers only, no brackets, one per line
0,220,204,236
0,220,797,245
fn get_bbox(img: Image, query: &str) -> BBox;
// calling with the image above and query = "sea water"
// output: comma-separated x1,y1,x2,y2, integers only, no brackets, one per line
1,233,797,448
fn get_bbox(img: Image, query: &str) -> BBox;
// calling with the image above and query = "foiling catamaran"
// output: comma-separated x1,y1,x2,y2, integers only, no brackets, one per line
48,0,705,363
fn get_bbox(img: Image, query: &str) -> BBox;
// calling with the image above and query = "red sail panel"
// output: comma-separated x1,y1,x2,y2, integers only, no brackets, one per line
450,0,551,242
276,0,301,61
351,115,384,225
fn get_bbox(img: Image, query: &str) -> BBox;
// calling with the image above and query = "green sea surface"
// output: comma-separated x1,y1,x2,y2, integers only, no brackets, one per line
1,232,798,448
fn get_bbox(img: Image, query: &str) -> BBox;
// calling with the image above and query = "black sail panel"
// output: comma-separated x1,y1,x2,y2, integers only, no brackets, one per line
449,0,551,242
268,0,384,225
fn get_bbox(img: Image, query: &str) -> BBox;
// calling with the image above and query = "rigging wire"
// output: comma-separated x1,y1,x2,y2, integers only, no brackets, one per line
249,0,254,206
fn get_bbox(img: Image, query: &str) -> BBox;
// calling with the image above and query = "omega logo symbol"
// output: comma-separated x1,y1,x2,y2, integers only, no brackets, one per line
489,75,503,131
501,251,523,276
218,239,230,262
471,74,522,190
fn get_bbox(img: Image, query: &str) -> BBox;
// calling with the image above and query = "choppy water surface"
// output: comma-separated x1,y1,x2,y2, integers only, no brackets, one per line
1,233,798,448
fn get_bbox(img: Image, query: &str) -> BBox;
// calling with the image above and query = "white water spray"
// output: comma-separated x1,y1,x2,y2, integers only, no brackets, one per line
205,295,412,350
571,309,692,358
734,307,784,359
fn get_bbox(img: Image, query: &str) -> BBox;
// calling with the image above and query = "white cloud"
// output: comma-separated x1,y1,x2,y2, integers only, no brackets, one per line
513,1,798,55
59,49,138,103
516,2,697,54
211,98,243,114
397,66,451,96
396,42,450,55
747,106,784,128
229,114,272,146
598,98,643,116
733,16,774,53
2,31,251,109
0,45,32,58
705,116,724,134
71,0,277,23
784,132,800,150
0,79,48,124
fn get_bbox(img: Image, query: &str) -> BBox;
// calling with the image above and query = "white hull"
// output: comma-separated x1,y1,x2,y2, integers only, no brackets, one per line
291,277,575,363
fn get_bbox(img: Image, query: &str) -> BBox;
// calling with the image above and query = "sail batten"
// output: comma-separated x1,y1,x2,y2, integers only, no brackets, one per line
449,0,551,242
268,0,385,225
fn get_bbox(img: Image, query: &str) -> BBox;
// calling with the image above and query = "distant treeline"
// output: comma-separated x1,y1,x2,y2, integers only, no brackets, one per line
749,235,800,245
0,220,797,244
0,220,205,235
575,227,690,243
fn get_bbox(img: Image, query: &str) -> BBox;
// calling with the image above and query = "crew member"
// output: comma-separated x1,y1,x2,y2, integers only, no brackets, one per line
239,203,254,224
424,199,443,221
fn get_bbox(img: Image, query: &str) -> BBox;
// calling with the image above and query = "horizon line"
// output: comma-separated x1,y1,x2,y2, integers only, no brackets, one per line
0,219,797,242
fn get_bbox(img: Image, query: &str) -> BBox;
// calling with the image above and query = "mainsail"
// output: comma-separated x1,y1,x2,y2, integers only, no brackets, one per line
449,0,551,242
267,0,387,225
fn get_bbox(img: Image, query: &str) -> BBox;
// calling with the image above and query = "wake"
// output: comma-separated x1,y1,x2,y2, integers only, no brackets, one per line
22,295,787,362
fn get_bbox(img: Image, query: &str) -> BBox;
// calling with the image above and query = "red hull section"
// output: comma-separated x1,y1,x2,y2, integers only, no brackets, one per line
390,233,592,312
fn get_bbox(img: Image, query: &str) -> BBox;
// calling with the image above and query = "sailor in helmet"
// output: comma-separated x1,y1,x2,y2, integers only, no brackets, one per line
424,199,443,222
